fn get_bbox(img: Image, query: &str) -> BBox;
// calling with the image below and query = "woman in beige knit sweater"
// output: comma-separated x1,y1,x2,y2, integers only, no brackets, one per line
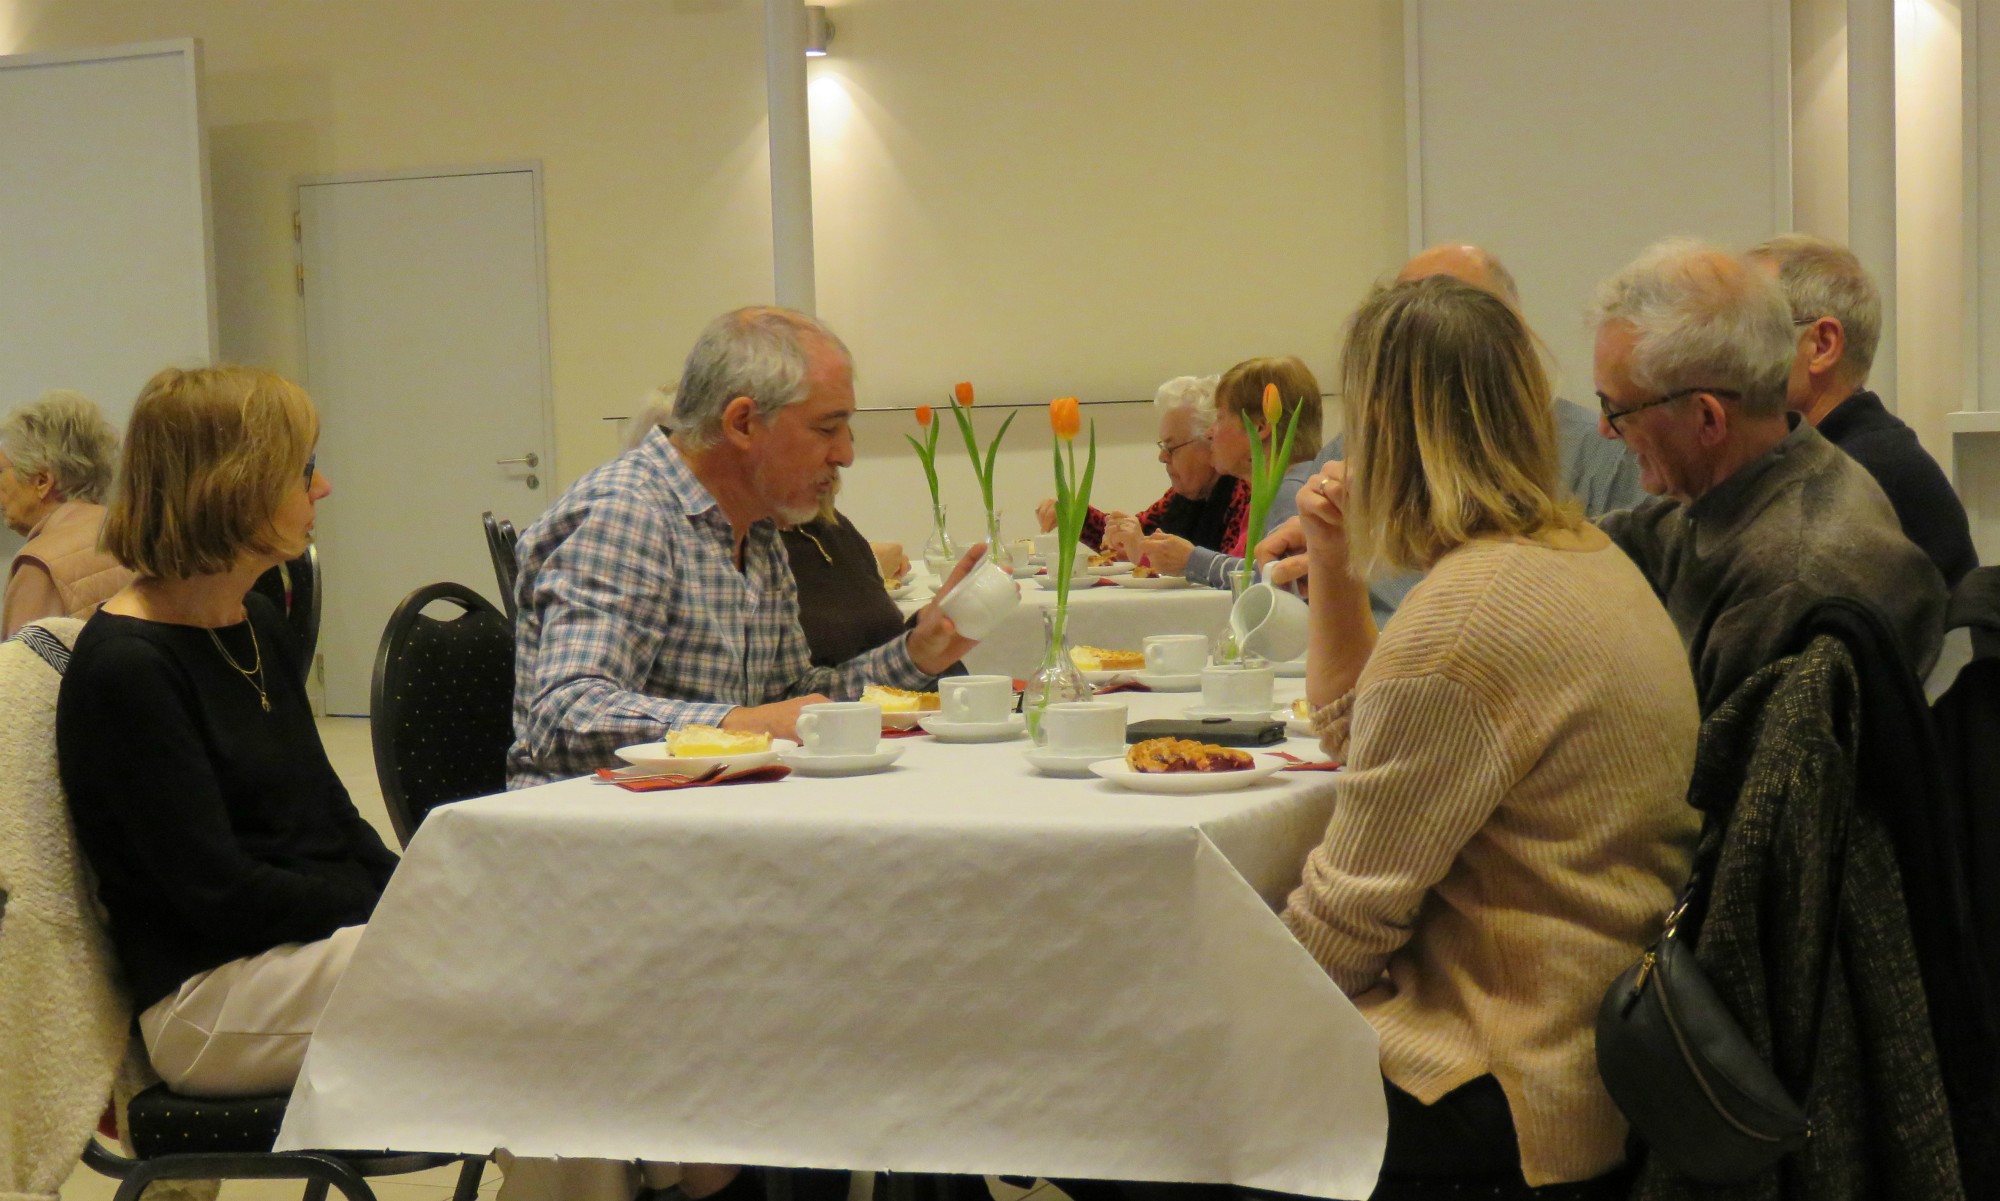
1282,277,1700,1199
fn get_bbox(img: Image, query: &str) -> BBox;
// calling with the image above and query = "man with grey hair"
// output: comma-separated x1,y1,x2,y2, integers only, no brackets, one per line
508,305,981,787
1592,238,1945,710
1747,232,1977,586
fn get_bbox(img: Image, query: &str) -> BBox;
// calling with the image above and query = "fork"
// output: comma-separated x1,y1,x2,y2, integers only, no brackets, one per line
595,763,729,786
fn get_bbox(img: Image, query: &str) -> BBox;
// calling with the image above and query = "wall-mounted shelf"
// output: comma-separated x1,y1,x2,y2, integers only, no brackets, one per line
1947,410,2000,433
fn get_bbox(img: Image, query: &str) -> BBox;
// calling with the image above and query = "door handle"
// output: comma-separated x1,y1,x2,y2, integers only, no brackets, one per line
497,452,540,468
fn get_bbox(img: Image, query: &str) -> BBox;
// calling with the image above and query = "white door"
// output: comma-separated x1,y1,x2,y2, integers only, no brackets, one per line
299,166,553,715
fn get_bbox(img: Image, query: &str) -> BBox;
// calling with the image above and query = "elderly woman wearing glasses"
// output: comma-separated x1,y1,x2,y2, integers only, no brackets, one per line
1281,277,1699,1197
1035,374,1243,564
0,390,133,638
57,365,393,1098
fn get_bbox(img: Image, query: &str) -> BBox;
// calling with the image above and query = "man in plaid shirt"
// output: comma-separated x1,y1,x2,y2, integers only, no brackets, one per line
508,307,981,787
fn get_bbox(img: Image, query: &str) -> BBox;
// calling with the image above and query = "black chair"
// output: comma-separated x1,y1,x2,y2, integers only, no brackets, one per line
481,511,520,620
250,543,324,674
83,1088,485,1201
370,582,515,847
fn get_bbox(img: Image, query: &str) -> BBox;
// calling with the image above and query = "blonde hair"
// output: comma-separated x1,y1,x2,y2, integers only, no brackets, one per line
103,366,319,579
1214,356,1322,464
0,389,120,503
1342,277,1581,575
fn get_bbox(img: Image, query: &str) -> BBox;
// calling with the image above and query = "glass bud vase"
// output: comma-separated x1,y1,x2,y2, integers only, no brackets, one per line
1211,566,1254,665
1024,607,1093,743
922,505,961,582
983,507,1015,573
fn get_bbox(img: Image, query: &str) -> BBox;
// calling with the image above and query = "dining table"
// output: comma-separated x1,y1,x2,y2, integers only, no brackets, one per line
276,683,1388,1200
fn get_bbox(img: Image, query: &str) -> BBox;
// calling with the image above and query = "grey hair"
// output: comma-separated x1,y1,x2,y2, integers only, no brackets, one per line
671,306,852,450
1153,374,1220,433
0,389,120,503
1588,238,1795,418
624,387,676,453
1746,232,1881,386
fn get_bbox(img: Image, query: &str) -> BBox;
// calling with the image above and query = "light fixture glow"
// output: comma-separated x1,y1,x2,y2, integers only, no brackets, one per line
805,5,834,57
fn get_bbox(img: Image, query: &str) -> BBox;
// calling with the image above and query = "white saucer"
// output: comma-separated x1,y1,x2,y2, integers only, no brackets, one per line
1183,705,1285,721
1113,574,1191,590
1273,657,1306,677
919,713,1028,742
885,579,918,599
780,743,905,776
1008,561,1041,579
1286,714,1315,737
879,710,932,731
614,738,796,773
1133,671,1201,692
1089,752,1289,794
1023,745,1124,777
1084,562,1134,577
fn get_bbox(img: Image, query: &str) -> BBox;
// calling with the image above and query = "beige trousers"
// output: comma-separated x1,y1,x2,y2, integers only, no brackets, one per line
139,924,687,1201
139,924,365,1097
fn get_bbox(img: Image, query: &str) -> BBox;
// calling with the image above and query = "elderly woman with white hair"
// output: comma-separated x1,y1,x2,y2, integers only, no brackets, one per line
1035,374,1244,563
1,390,134,638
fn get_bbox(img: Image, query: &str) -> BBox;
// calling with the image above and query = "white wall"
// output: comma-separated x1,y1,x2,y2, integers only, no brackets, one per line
0,0,1404,557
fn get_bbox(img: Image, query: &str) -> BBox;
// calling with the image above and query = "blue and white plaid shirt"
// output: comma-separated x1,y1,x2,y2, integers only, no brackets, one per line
507,427,933,786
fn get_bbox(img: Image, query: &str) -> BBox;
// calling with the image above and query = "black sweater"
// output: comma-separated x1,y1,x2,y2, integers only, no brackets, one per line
1820,390,1979,588
57,593,397,1009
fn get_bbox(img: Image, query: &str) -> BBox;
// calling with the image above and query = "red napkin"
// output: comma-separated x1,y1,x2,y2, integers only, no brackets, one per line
595,765,793,792
1094,680,1152,695
881,725,931,739
1268,750,1342,772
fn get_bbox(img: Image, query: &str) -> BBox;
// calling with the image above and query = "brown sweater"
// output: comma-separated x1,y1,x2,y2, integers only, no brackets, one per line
1282,534,1700,1186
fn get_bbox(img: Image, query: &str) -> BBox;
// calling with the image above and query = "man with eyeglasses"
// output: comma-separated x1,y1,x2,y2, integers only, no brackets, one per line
1590,238,1945,711
1745,233,1977,587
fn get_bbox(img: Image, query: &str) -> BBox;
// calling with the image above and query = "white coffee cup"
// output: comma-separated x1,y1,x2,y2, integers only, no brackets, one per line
1031,532,1060,561
940,674,1014,725
936,557,1022,641
1038,701,1128,755
795,701,882,756
1144,633,1209,676
1200,663,1276,715
1230,571,1311,663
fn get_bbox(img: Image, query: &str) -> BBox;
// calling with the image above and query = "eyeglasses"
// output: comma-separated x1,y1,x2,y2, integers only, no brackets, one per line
1155,437,1200,455
303,452,317,488
1598,387,1742,436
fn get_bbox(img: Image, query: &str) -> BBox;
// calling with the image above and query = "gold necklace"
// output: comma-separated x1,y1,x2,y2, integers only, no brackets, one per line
794,524,833,563
208,623,271,712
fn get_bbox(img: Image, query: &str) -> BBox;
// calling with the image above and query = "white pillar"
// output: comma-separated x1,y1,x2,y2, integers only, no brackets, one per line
1850,0,1898,406
764,0,816,313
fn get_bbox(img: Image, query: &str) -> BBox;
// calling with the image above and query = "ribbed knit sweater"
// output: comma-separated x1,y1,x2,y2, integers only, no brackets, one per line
1282,533,1701,1186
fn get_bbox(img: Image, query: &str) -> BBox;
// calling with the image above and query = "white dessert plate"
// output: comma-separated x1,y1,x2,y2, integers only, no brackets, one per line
1084,562,1134,577
1273,657,1307,677
918,713,1028,743
1132,671,1201,692
1024,745,1124,777
780,743,906,776
1089,752,1289,794
1286,714,1315,737
614,738,796,774
1078,667,1145,685
885,579,918,599
1114,574,1191,590
1008,561,1041,579
1183,705,1287,721
879,710,932,731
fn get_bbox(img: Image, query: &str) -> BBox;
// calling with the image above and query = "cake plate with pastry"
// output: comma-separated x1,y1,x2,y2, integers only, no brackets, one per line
615,725,792,774
1089,736,1288,793
863,683,941,729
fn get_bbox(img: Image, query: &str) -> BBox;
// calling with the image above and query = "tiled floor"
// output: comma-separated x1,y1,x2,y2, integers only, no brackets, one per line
56,718,1058,1201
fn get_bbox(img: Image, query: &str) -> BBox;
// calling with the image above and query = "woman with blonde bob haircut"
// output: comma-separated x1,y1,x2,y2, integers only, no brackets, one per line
1280,277,1702,1198
57,365,397,1098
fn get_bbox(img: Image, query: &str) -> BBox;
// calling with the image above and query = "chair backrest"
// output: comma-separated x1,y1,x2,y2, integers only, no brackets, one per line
369,583,514,847
481,511,520,621
248,545,323,675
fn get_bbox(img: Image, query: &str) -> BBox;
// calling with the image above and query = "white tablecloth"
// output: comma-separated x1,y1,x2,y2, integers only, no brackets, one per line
898,576,1233,677
278,688,1387,1199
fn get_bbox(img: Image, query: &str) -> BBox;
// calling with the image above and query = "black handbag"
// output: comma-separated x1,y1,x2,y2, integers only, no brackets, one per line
1595,894,1809,1184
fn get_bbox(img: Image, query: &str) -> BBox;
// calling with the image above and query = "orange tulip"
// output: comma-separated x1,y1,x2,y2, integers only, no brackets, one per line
1050,396,1081,441
954,381,975,407
915,404,933,427
1261,382,1282,428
